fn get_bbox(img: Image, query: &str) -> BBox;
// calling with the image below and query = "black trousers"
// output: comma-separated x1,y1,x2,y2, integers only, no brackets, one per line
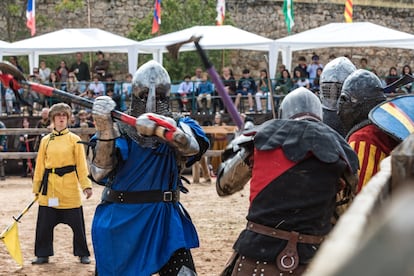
34,206,90,257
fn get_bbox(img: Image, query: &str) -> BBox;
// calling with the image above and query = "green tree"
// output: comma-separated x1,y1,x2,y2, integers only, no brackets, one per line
128,0,233,83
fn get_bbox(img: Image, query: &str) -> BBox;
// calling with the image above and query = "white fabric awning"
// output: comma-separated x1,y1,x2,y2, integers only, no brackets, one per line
274,22,414,71
3,28,142,74
137,25,277,78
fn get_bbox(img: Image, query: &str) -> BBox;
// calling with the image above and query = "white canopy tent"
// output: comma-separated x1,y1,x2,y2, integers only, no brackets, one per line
136,25,277,78
3,28,141,74
274,22,414,71
0,40,11,62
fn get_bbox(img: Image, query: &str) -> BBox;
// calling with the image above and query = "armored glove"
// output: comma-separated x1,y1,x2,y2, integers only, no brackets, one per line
136,113,199,155
92,96,119,140
135,113,177,137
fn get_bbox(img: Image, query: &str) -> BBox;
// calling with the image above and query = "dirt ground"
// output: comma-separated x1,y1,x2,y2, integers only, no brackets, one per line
0,175,250,276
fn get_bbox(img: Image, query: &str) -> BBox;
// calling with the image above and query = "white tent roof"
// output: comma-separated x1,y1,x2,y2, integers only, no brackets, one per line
0,40,11,61
3,28,141,74
137,25,277,77
274,22,414,71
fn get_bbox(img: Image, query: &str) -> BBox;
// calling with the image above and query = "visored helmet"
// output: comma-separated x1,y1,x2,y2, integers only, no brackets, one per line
279,87,323,121
320,57,356,111
130,60,171,117
338,69,386,132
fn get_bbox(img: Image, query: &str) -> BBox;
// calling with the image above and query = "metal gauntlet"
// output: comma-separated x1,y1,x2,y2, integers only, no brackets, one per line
216,146,253,196
171,122,199,156
89,138,118,182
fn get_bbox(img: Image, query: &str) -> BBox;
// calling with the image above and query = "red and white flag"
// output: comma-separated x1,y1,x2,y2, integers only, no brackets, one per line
26,0,36,36
216,0,225,26
152,0,161,34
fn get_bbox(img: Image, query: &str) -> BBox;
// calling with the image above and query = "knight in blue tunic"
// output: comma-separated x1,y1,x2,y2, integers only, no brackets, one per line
89,60,209,276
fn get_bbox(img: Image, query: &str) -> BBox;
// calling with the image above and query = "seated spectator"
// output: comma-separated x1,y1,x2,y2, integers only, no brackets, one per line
39,60,51,84
292,68,310,89
275,69,293,95
255,69,271,113
307,53,324,82
191,67,203,91
217,67,237,113
120,73,133,112
106,88,122,111
385,66,399,94
73,109,94,128
311,67,323,94
45,71,61,106
104,73,121,96
177,75,192,112
88,74,105,97
196,73,214,114
235,68,256,113
67,72,80,95
56,60,69,91
79,90,96,113
400,64,414,94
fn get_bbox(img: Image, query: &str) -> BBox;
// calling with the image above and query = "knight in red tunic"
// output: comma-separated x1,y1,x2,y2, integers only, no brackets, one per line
217,87,359,275
338,69,400,193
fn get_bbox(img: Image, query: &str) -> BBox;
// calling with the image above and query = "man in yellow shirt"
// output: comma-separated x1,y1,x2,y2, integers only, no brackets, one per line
31,103,93,265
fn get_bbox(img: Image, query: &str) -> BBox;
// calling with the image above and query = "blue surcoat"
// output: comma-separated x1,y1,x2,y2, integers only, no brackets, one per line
92,118,208,276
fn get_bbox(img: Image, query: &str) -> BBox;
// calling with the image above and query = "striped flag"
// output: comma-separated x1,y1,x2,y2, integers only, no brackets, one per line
26,0,36,36
344,0,353,23
283,0,294,33
216,0,225,26
151,0,161,34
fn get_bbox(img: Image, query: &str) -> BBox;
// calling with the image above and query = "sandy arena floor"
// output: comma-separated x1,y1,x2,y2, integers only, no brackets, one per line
0,175,249,276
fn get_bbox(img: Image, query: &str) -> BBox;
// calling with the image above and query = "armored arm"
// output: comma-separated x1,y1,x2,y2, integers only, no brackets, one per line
216,133,254,196
136,113,199,156
334,169,358,221
89,96,120,182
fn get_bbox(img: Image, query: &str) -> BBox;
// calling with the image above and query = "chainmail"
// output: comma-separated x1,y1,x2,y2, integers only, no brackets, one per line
129,94,171,118
120,94,172,147
322,108,346,137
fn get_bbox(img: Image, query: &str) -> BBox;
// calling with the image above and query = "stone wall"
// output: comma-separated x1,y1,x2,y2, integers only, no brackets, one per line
1,0,414,78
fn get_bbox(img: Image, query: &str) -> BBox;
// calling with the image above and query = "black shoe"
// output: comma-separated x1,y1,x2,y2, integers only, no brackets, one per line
80,256,91,264
32,257,49,265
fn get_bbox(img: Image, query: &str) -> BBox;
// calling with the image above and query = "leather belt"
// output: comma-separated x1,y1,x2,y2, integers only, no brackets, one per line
102,187,180,204
246,221,325,244
40,165,76,195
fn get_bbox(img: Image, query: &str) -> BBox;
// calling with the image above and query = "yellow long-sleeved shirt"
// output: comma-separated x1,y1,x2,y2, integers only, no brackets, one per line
32,128,92,208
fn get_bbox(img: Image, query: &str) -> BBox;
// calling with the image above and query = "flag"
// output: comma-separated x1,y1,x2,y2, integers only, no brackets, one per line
26,0,36,36
283,0,294,33
344,0,353,23
0,222,23,266
216,0,225,26
0,196,37,266
151,0,161,34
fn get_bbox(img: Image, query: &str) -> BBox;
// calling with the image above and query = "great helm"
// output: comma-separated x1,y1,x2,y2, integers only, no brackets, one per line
130,60,171,116
320,57,356,111
279,87,323,121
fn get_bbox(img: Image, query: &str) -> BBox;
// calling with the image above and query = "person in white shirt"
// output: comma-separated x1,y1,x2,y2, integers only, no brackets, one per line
177,75,193,112
38,60,51,84
87,74,105,97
